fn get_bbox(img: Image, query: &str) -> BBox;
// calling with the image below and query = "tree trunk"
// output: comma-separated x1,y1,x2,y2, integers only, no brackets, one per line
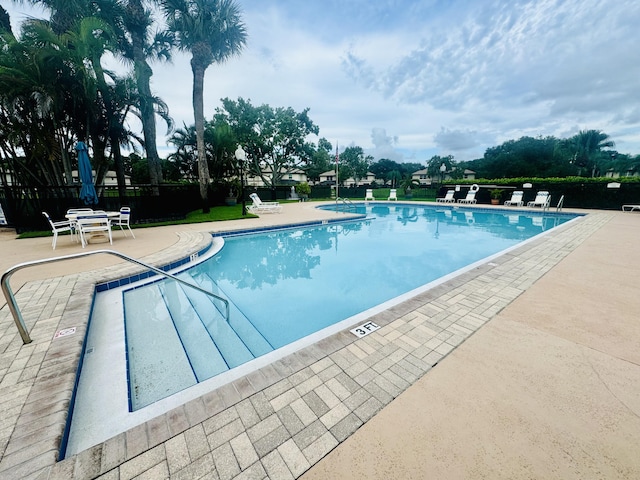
133,47,163,194
110,132,127,200
192,61,210,213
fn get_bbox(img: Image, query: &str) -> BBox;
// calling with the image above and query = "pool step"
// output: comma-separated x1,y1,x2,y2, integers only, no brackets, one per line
159,280,231,380
175,272,258,368
189,271,274,357
124,284,197,410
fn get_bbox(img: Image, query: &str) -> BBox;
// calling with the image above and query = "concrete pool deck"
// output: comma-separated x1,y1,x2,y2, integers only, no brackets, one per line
0,203,639,479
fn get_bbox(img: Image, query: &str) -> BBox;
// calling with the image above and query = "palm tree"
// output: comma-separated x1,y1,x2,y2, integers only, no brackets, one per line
27,0,174,191
119,0,174,191
161,0,247,212
572,130,615,177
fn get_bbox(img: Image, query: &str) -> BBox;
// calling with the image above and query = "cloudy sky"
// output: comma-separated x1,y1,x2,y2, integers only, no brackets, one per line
5,0,640,163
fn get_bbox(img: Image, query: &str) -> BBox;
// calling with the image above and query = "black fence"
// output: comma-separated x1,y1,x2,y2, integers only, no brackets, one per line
1,184,201,233
0,183,312,232
2,181,639,233
434,181,640,209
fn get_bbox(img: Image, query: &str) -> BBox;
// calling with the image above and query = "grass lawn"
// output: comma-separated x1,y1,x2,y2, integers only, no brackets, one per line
18,205,258,239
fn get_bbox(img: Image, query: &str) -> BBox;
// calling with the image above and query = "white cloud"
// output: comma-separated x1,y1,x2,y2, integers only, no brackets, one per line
4,0,640,162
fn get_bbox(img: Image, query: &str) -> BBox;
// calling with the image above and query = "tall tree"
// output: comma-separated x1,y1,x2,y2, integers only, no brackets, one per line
215,97,319,190
570,130,615,177
339,146,370,185
21,0,154,195
306,138,332,182
0,6,11,33
167,118,236,181
119,0,174,190
0,16,115,186
161,0,247,212
426,155,454,180
369,158,402,185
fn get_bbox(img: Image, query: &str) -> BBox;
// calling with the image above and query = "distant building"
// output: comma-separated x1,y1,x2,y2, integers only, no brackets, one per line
411,167,476,187
245,168,307,187
316,170,377,186
70,170,132,186
605,167,638,179
411,168,432,186
462,169,476,180
411,168,476,185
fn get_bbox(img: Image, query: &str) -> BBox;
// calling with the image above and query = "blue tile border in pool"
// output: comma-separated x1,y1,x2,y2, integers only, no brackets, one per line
211,215,368,238
95,242,213,292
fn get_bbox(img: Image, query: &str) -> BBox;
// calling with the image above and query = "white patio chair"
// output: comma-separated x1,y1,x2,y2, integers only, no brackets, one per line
66,208,93,231
364,189,375,201
436,190,455,203
248,193,283,214
504,191,524,207
42,211,76,249
66,208,93,215
111,206,135,238
457,189,477,204
387,189,398,201
76,212,113,247
527,191,550,208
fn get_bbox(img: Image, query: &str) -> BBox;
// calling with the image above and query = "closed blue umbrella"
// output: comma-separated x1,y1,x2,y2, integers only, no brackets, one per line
76,141,99,206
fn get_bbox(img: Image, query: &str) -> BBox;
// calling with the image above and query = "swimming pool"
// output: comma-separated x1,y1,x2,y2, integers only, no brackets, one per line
63,203,579,455
123,204,574,410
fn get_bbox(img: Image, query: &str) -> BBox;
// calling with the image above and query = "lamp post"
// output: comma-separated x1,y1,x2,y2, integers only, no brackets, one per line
439,163,446,193
235,145,247,216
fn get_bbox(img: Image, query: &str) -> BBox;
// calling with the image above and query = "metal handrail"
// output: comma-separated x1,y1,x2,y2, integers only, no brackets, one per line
335,197,357,212
1,249,229,344
556,195,565,212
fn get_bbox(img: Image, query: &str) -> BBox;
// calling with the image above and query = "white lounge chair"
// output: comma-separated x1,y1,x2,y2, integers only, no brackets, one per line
76,212,113,247
622,205,640,212
527,191,551,208
388,189,397,201
364,189,375,201
111,206,135,238
504,191,524,207
248,193,282,214
436,190,455,203
457,190,477,204
43,211,76,249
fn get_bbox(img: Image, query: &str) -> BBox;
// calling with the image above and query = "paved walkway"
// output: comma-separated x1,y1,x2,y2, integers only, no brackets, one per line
0,203,638,479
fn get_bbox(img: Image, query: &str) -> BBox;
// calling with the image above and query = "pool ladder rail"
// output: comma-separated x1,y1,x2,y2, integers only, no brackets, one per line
1,249,230,345
335,197,357,212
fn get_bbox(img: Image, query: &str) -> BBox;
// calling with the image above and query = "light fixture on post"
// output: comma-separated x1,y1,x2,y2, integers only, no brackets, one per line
439,163,447,191
235,145,247,216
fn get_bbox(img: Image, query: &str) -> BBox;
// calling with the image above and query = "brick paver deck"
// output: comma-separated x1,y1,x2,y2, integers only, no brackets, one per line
0,210,609,479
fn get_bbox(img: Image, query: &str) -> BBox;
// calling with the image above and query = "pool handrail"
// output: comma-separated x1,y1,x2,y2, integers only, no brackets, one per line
1,249,230,344
335,197,357,212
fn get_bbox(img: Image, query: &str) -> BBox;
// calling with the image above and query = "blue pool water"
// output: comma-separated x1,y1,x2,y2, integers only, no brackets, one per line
123,204,576,409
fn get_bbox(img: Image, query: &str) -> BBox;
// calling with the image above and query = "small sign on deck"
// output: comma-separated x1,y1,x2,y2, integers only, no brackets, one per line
350,321,380,338
54,327,76,339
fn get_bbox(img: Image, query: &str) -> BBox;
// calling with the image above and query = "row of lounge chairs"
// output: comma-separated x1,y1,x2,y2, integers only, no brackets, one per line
436,189,552,208
365,189,397,201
